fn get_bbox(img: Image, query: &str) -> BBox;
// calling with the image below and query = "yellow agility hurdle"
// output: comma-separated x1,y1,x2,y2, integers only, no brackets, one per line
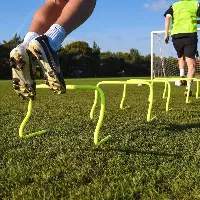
155,77,199,103
19,84,111,145
126,79,171,112
90,80,154,122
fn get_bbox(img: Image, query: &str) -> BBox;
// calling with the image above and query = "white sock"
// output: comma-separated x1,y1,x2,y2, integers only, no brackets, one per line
23,32,39,46
180,68,185,77
45,24,66,52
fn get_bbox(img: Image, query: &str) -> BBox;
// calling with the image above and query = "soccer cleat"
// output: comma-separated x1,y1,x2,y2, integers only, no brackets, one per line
28,35,66,94
184,90,192,97
175,78,187,87
180,76,187,86
10,44,37,100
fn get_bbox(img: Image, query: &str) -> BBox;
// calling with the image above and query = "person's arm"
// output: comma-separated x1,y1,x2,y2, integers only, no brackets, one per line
165,15,171,43
164,6,173,44
197,3,200,23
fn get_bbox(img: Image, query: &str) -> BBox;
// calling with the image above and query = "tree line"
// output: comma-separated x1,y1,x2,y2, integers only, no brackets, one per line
0,34,151,79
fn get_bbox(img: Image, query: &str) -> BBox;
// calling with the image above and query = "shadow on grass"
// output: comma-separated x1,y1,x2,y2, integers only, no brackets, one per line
165,123,200,132
115,148,182,158
94,146,182,158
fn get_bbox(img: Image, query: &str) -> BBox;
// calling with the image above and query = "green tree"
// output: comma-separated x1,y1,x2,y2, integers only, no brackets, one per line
100,52,120,77
0,35,152,79
3,33,22,50
60,41,102,78
129,48,142,76
0,44,11,79
0,34,23,79
91,41,101,77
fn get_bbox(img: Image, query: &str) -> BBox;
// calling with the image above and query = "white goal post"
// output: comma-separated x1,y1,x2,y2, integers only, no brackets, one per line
151,28,200,79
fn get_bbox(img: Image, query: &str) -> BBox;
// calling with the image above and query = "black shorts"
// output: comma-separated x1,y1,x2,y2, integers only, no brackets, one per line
172,36,198,58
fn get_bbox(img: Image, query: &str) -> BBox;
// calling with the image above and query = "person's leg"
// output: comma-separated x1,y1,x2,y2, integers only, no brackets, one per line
27,0,96,49
184,36,197,96
177,56,187,86
28,0,66,35
186,57,196,78
172,38,185,81
10,0,67,100
10,0,97,98
178,56,185,77
185,57,196,92
44,0,97,52
28,0,97,94
55,0,97,34
25,0,96,46
23,0,67,45
173,38,187,86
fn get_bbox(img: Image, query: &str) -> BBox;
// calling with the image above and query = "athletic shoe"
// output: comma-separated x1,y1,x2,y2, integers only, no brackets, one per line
10,44,37,100
28,35,66,94
184,90,192,97
180,76,187,86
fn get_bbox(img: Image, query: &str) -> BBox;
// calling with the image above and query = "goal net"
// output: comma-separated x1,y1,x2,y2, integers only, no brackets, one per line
151,29,200,79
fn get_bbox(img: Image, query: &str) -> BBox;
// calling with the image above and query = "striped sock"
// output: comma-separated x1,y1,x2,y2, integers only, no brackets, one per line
45,24,66,52
23,32,39,46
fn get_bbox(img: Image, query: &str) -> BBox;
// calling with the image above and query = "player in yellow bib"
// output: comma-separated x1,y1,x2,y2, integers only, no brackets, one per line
164,0,200,96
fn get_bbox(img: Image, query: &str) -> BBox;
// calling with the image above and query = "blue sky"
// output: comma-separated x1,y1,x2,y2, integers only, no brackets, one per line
0,0,177,55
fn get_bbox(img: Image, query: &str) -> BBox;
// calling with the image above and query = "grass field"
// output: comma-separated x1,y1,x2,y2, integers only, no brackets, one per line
1,77,200,199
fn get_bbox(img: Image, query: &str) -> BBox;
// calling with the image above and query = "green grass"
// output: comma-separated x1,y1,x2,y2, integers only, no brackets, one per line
1,77,200,199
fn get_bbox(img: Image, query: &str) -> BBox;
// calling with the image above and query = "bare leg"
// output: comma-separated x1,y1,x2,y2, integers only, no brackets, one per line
186,57,196,91
29,0,66,34
28,0,96,35
186,57,196,78
56,0,97,34
178,56,185,77
24,0,97,95
10,0,97,99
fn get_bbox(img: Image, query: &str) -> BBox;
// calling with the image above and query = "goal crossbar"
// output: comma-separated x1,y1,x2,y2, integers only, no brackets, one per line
151,28,200,79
